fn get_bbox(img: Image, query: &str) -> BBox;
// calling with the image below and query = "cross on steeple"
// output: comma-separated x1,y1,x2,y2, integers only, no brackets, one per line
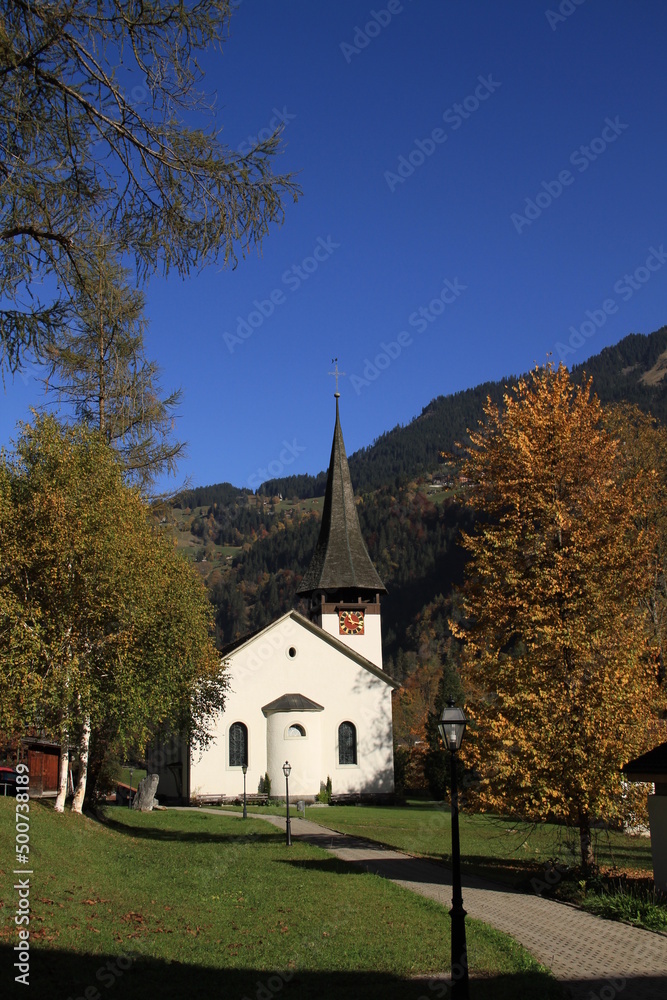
328,358,346,397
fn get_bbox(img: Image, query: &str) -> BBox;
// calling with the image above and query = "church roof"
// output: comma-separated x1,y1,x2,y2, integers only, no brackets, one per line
297,395,386,596
262,693,325,715
219,610,399,689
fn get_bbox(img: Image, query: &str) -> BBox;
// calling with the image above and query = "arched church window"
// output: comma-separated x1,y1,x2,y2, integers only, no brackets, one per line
287,724,305,737
229,722,248,767
338,722,357,765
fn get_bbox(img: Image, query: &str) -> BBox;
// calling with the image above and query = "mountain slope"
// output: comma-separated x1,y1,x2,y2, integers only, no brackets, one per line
254,325,667,499
169,324,667,676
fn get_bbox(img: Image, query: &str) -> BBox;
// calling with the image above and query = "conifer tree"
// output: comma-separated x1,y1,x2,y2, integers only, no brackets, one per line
42,240,183,492
0,1,300,372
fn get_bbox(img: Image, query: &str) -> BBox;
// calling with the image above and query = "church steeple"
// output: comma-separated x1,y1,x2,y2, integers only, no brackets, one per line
298,391,386,668
298,394,386,598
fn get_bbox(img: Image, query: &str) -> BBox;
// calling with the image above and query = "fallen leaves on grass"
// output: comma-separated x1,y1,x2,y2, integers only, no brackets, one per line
31,928,59,942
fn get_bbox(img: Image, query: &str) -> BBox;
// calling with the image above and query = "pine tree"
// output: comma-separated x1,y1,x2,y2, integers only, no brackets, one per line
1,1,300,372
42,241,183,492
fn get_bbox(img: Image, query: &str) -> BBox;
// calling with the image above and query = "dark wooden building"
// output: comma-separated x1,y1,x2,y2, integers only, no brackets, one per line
21,738,60,796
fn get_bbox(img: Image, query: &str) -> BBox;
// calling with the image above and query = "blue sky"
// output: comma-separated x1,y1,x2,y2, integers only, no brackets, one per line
4,1,667,493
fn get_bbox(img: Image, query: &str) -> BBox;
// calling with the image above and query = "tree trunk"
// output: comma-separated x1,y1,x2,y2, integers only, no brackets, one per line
578,809,595,872
54,743,69,813
71,716,91,814
83,726,113,810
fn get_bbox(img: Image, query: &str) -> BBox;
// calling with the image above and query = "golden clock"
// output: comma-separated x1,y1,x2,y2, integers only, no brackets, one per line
339,610,365,635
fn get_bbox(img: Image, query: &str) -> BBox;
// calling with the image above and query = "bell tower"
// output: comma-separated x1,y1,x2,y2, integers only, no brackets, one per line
296,389,386,669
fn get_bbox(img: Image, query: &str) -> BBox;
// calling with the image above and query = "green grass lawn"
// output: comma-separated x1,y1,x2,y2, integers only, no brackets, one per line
0,799,563,1000
218,799,653,888
117,767,147,789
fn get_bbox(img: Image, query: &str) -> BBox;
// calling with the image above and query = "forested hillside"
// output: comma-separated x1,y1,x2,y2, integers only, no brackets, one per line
571,326,667,417
167,325,667,688
245,324,667,499
254,378,516,498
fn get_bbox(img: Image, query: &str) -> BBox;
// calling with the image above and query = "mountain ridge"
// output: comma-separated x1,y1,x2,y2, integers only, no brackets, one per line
167,323,667,674
176,325,667,507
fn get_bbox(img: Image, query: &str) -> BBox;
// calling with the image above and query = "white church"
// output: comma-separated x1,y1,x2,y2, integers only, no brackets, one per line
154,392,398,802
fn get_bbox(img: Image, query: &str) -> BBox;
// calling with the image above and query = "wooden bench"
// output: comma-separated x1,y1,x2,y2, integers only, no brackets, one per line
191,793,270,806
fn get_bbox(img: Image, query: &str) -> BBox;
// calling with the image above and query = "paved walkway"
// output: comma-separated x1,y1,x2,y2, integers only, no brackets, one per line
182,807,667,999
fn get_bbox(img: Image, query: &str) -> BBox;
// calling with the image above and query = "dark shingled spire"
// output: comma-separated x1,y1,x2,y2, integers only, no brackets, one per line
297,395,386,596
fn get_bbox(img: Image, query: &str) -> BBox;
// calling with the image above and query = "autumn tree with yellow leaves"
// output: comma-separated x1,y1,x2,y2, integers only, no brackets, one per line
453,364,662,869
0,416,224,812
604,402,667,688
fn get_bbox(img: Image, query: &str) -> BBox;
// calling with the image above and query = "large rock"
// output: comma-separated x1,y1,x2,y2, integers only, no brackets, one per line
132,773,159,811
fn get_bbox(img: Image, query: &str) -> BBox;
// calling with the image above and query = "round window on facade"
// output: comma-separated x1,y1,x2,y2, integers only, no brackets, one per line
286,646,298,659
287,723,306,738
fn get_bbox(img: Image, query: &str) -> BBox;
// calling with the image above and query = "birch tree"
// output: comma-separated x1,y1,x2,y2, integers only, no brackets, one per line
0,415,224,811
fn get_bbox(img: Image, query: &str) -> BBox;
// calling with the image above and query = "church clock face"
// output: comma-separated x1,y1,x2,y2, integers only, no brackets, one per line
339,610,365,635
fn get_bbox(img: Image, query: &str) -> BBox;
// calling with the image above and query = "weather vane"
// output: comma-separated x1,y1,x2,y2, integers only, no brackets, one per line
328,357,346,396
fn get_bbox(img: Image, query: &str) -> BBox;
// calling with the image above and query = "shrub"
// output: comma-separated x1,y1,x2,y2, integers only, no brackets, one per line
317,777,332,803
581,882,667,932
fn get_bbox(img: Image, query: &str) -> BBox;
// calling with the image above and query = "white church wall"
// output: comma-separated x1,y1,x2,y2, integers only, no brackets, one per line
189,614,395,799
266,711,322,797
320,612,383,669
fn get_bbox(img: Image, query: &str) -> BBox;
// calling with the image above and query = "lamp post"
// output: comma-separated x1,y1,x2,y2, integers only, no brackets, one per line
438,700,469,1000
282,761,292,847
242,763,248,819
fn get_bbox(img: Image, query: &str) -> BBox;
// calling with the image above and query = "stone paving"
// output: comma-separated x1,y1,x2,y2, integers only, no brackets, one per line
183,807,667,1000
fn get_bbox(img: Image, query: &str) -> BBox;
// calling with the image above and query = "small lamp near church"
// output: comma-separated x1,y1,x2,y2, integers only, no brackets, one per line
282,761,292,847
241,763,248,820
437,701,469,1000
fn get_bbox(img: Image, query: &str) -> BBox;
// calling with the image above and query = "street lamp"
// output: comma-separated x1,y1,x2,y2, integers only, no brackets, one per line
282,761,292,847
242,763,248,819
438,700,469,1000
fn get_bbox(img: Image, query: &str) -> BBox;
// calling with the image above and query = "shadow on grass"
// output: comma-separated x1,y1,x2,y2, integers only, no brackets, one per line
459,855,559,889
7,944,572,1000
276,852,517,895
275,857,373,876
96,814,281,846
